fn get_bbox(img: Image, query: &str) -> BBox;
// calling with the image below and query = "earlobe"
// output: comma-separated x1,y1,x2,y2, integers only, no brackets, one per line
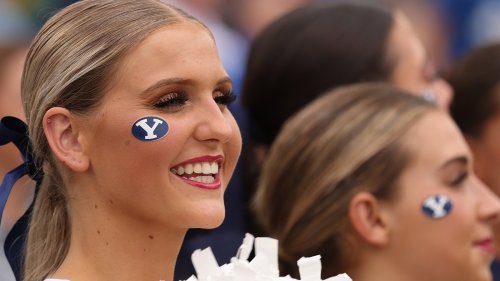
43,107,89,172
349,192,390,247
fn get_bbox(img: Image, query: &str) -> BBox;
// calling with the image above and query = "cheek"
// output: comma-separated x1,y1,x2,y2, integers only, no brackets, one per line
420,195,475,254
397,193,471,241
225,117,242,173
395,196,473,272
90,115,179,180
229,118,242,156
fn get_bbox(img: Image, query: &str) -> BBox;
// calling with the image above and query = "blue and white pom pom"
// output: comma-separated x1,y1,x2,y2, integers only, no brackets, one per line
183,233,352,281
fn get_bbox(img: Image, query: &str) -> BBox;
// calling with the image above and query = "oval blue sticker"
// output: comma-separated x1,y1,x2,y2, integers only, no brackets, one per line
421,194,453,219
132,116,169,141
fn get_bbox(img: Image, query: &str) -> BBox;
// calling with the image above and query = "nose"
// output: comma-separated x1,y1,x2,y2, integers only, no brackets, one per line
194,99,235,144
431,78,454,110
475,175,500,225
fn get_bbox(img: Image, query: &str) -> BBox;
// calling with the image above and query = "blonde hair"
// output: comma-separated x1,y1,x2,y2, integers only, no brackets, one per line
253,83,436,278
21,1,207,280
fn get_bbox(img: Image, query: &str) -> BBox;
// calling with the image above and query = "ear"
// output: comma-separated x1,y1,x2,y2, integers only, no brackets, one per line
43,107,89,172
349,192,390,247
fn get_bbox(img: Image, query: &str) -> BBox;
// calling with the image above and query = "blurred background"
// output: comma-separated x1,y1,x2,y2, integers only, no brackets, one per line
2,0,500,87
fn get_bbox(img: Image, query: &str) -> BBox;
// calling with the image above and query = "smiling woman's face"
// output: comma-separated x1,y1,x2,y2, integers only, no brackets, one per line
384,110,500,281
76,21,242,229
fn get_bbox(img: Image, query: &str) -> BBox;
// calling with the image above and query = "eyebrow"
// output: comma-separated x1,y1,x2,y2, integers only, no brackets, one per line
143,78,195,95
439,156,469,170
216,76,232,86
142,76,233,96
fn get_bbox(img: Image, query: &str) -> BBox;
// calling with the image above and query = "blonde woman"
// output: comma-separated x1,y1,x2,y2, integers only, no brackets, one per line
254,83,500,281
1,0,241,280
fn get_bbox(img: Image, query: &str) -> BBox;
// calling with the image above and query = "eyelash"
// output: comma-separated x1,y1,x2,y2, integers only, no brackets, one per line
449,171,468,187
153,92,188,108
214,91,237,107
153,90,236,109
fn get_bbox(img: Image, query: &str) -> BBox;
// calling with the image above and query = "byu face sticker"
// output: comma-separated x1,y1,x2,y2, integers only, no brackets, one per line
421,194,453,219
132,116,169,141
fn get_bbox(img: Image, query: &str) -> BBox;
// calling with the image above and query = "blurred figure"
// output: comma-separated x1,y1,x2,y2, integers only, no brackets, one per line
0,44,34,281
255,83,500,281
0,2,36,281
241,0,453,233
223,0,310,39
387,0,451,71
448,43,500,281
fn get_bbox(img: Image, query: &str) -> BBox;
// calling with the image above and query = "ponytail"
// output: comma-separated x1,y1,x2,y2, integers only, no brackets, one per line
23,161,70,281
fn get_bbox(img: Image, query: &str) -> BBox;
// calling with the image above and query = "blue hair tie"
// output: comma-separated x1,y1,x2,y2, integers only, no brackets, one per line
0,116,42,280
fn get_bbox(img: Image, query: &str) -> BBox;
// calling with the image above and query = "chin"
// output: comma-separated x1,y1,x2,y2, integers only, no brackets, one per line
476,269,494,281
461,266,493,281
191,202,226,229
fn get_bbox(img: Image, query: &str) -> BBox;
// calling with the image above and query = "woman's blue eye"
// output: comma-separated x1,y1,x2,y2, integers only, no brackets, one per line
154,92,188,108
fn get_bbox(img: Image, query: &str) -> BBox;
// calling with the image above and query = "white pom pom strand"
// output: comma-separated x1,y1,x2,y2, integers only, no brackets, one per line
183,233,352,281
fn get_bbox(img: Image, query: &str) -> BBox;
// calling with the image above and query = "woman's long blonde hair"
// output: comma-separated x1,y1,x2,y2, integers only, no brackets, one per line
253,83,436,278
21,1,207,280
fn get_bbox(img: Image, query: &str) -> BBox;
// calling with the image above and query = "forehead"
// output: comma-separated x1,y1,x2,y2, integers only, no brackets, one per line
128,21,216,60
402,110,471,169
389,11,425,60
111,21,224,91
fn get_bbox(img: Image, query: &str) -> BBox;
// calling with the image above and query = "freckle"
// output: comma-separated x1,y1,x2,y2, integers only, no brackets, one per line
97,230,101,235
148,235,154,240
94,204,98,209
109,200,113,204
106,242,109,246
143,249,146,252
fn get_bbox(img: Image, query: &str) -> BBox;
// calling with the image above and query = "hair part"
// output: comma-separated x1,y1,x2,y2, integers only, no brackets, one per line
21,1,207,280
253,83,435,278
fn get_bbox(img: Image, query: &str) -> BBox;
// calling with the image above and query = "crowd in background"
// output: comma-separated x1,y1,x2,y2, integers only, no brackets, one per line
4,0,500,69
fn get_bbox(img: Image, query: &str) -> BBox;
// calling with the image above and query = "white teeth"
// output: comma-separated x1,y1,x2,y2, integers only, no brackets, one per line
211,162,218,174
185,164,194,174
177,166,185,175
202,162,211,174
204,176,215,183
172,161,220,178
194,163,202,173
186,176,215,183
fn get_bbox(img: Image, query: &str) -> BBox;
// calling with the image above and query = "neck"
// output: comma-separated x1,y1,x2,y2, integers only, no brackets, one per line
53,197,186,281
